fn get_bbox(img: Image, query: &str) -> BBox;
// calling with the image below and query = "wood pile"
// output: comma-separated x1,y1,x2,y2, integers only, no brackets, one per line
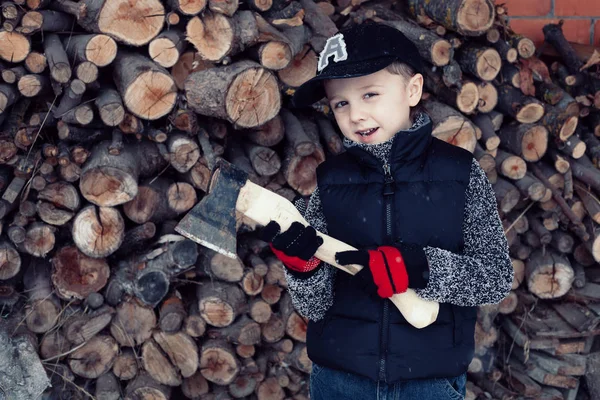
1,0,600,398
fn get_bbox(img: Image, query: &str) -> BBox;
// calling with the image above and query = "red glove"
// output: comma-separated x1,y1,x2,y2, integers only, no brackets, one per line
336,246,409,298
260,221,323,275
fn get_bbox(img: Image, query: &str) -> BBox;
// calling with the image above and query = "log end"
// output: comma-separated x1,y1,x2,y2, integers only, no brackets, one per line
80,166,138,207
124,70,177,120
96,0,165,46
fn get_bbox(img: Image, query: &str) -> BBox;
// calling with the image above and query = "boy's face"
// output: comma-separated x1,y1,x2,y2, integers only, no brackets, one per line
324,68,423,145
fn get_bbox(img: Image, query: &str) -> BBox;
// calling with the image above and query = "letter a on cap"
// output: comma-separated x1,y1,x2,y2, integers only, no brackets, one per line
318,33,348,72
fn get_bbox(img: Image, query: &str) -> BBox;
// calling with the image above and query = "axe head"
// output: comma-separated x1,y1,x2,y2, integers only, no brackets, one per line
175,159,248,258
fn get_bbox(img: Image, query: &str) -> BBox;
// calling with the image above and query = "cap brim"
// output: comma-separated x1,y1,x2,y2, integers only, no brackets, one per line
290,56,397,108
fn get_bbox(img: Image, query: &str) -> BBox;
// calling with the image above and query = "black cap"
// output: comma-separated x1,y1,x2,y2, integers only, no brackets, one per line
291,22,424,108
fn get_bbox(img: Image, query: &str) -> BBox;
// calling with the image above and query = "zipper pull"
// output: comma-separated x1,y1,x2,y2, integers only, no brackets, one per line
383,163,391,176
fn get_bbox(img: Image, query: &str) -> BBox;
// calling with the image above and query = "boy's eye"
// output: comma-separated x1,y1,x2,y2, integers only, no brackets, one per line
364,92,378,99
334,101,347,109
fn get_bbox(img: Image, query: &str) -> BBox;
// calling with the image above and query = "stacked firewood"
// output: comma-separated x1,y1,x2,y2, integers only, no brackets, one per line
1,0,600,398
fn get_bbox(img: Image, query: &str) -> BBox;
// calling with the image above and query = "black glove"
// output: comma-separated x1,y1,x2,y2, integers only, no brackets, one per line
260,221,323,276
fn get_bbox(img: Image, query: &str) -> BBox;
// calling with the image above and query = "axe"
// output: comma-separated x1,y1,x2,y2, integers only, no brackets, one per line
175,159,439,329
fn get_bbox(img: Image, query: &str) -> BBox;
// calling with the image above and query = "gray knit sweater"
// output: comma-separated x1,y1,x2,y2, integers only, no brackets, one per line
285,114,514,321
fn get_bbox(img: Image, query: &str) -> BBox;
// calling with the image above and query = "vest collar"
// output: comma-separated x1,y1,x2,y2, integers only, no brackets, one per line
345,113,433,168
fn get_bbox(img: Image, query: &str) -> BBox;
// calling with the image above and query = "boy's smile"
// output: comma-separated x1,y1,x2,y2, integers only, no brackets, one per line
324,68,423,145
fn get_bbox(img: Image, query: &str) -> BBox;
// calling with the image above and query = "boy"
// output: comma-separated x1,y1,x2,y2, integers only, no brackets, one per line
260,22,513,399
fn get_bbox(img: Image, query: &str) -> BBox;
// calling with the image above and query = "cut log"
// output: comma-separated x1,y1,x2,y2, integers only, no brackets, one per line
0,241,21,280
383,19,451,66
197,280,247,327
182,370,210,398
277,45,317,89
514,172,546,201
0,31,30,62
23,222,55,257
199,247,245,282
185,60,280,128
526,249,575,299
495,149,526,180
199,339,240,385
423,68,479,114
456,43,501,81
113,348,138,381
113,51,177,120
51,245,109,301
509,34,536,59
44,33,71,83
72,205,125,257
95,88,125,127
80,140,167,207
142,337,180,384
496,84,545,124
498,122,548,162
63,305,115,345
185,301,207,338
17,73,51,98
541,105,579,141
68,334,118,379
64,33,117,67
159,292,187,332
421,98,477,152
166,133,201,173
493,177,520,214
407,0,495,36
148,29,186,68
110,298,157,347
125,371,172,400
207,314,261,345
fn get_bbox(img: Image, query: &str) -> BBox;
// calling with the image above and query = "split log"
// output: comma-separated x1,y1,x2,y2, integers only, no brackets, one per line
63,305,115,345
153,330,199,378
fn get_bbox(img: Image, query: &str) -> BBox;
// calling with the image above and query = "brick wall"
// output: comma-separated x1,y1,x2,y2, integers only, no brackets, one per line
504,0,600,47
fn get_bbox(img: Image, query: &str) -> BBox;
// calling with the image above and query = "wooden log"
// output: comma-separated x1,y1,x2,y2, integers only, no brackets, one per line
277,45,317,89
509,34,536,59
64,33,117,67
44,33,71,83
159,292,187,333
0,31,30,63
496,84,545,124
23,260,60,334
80,140,167,207
196,280,246,327
169,0,206,15
383,19,451,66
110,298,157,347
166,132,201,172
185,60,280,128
423,68,479,114
148,29,187,68
491,39,518,63
95,372,120,400
68,335,118,379
63,305,115,345
498,122,548,162
95,88,125,127
421,98,477,152
17,73,50,98
19,10,74,34
541,104,579,141
75,60,98,83
0,241,21,280
495,148,526,180
199,339,240,385
23,222,55,258
113,51,177,120
514,172,546,201
113,348,138,381
153,330,199,378
39,330,70,361
125,371,172,400
51,245,110,301
199,247,245,283
456,43,501,81
493,177,520,214
526,249,575,299
207,314,261,345
185,301,207,338
407,0,495,36
71,205,124,257
182,371,210,398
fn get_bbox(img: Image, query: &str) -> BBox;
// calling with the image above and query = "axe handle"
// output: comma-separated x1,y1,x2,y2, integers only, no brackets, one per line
237,180,440,329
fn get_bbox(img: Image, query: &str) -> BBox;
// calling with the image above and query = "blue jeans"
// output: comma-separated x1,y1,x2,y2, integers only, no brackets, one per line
309,363,466,400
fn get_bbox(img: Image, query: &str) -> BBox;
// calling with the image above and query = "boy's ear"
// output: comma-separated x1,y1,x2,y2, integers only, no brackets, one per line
407,73,424,107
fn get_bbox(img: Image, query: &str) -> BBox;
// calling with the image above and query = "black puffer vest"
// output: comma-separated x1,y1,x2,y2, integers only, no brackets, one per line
307,117,477,383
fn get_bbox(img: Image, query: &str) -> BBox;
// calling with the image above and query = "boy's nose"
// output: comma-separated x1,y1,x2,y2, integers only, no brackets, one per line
349,106,367,123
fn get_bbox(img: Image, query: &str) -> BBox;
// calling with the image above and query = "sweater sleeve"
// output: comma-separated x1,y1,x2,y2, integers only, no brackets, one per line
283,188,336,321
414,158,514,307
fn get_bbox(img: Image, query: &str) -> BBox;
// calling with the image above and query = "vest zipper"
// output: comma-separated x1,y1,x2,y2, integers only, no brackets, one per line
379,163,394,382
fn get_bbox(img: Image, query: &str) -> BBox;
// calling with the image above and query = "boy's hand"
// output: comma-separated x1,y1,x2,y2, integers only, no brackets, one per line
336,246,409,298
260,221,323,274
